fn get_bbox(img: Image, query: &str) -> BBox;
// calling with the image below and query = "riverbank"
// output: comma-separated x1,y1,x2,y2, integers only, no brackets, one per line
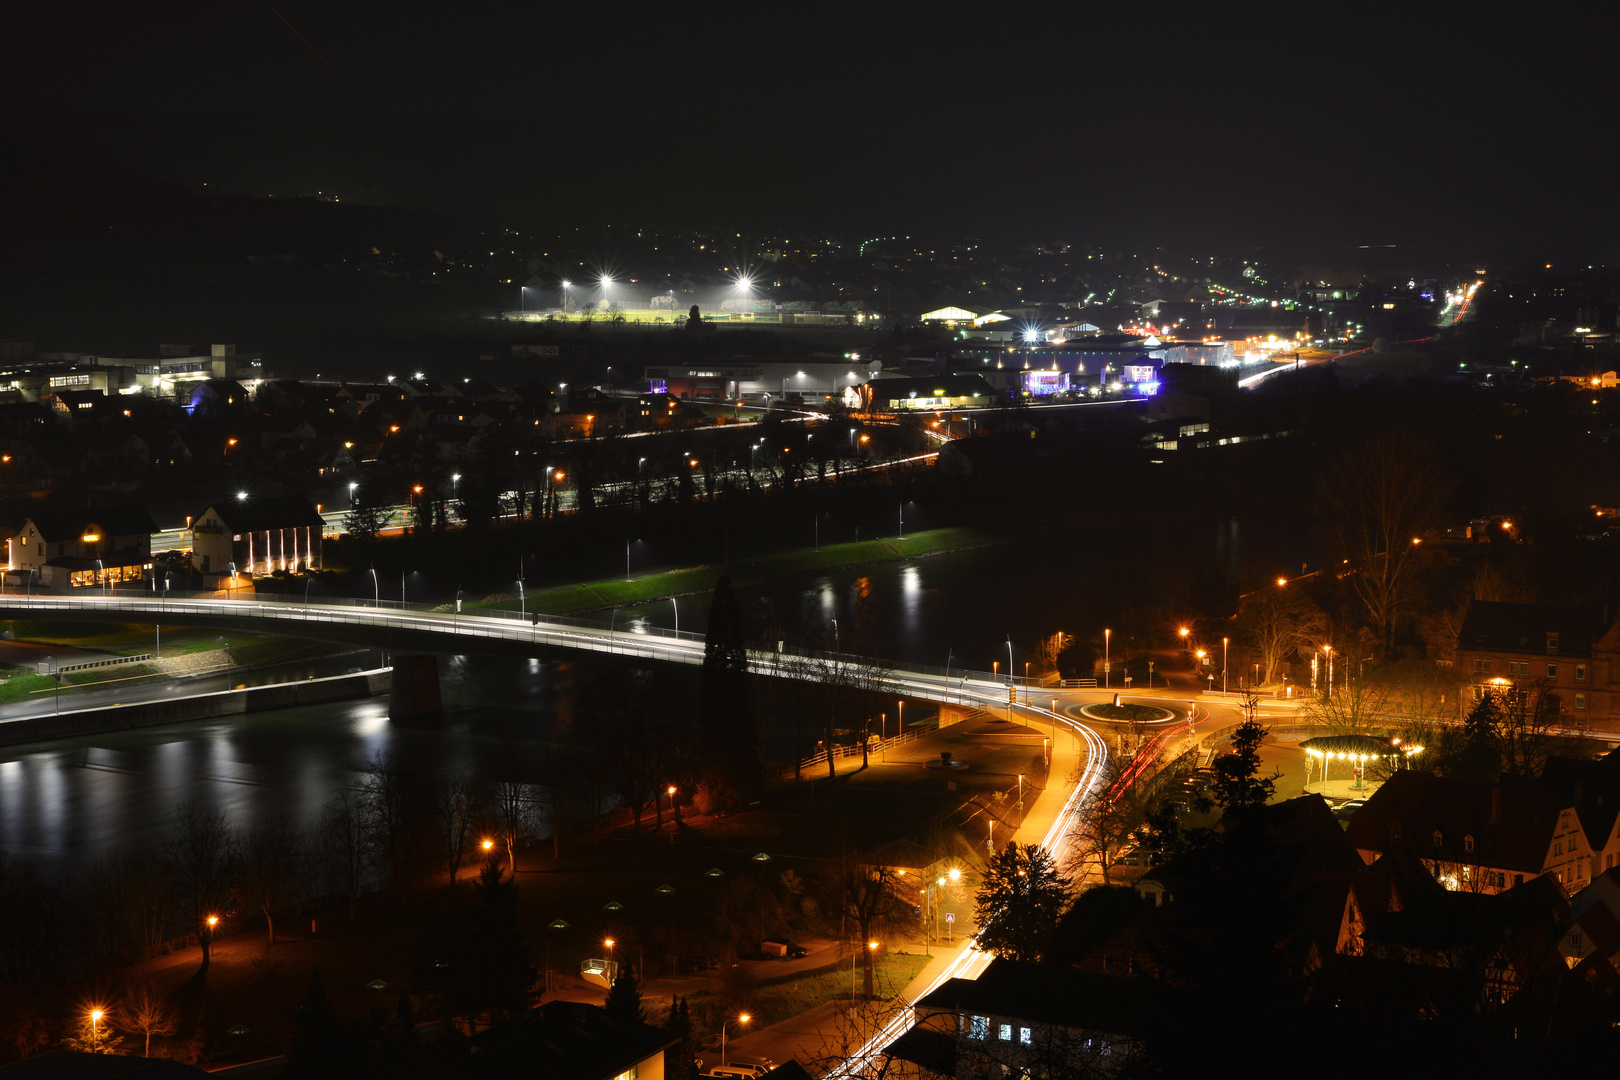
481,526,1005,615
0,635,340,704
0,667,390,749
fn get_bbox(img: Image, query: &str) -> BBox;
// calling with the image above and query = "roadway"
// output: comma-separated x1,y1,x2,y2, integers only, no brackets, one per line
821,685,1291,1078
3,593,1252,1077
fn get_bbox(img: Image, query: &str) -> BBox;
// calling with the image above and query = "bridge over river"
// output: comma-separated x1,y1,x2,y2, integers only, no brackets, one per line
0,593,1050,720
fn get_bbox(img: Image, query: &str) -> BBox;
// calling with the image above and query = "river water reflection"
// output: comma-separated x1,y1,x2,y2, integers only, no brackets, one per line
0,511,1313,876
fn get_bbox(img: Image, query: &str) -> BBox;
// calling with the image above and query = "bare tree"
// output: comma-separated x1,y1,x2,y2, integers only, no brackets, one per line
833,848,905,999
487,745,536,874
783,643,895,780
1235,584,1327,686
315,789,372,923
361,750,418,889
1315,428,1449,654
121,982,179,1057
1499,684,1562,779
1074,753,1148,882
432,770,479,881
239,815,303,945
82,844,146,967
159,804,239,968
1301,669,1391,736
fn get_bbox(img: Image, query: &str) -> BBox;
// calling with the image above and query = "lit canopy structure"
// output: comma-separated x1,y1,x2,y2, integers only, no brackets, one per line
1300,734,1423,793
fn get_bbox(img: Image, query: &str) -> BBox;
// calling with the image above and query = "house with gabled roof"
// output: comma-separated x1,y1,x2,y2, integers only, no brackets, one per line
466,999,677,1080
1345,770,1591,894
189,495,324,580
5,504,158,590
888,957,1156,1078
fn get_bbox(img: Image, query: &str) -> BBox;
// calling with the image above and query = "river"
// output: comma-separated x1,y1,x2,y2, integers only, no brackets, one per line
0,511,1314,877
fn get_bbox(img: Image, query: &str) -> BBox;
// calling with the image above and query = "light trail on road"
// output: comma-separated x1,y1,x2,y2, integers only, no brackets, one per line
821,696,1109,1079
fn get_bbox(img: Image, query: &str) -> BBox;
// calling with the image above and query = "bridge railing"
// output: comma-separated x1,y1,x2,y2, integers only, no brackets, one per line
0,591,1069,697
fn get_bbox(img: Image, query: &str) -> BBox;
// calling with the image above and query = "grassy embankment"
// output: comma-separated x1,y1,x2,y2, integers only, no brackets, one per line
481,527,1000,617
0,622,339,703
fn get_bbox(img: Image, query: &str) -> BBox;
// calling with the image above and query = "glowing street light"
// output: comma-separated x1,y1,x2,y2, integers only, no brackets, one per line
722,1013,752,1066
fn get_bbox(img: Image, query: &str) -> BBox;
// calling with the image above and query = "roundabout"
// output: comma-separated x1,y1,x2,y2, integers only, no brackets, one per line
1079,701,1177,724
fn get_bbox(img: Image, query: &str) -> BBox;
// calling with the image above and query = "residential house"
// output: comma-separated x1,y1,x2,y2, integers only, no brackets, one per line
1345,770,1592,894
190,496,324,579
5,505,158,590
1536,749,1620,878
465,1000,676,1080
886,957,1155,1078
1350,869,1570,1010
1455,600,1613,727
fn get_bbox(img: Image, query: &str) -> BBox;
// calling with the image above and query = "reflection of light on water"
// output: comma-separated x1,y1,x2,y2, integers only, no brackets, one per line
629,617,649,635
819,582,835,609
900,565,921,636
528,658,542,672
353,703,390,737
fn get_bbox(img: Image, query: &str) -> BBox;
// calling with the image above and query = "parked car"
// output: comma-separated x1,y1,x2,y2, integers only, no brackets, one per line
728,1057,778,1074
704,1065,771,1080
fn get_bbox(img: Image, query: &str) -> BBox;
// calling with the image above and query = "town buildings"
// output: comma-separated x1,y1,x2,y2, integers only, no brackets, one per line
1455,600,1619,731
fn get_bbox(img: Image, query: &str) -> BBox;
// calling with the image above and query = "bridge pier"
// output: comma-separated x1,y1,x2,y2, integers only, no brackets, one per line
388,655,442,720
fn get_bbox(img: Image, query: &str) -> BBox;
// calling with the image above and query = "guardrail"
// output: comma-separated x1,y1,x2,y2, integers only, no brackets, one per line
0,594,1136,736
0,593,1051,713
56,653,152,674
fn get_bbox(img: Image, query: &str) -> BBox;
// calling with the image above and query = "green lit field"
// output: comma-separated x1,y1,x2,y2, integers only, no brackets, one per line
477,527,1000,616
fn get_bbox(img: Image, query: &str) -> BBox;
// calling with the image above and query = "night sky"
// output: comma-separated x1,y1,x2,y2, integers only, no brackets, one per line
5,5,1615,264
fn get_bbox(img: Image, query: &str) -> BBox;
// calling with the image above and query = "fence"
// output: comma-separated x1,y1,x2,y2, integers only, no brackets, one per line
54,653,152,674
786,707,980,778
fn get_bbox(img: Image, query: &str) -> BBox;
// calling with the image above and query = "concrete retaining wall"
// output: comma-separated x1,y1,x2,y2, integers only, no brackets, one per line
0,669,391,749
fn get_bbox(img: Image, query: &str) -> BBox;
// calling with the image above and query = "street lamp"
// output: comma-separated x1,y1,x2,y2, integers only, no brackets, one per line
348,481,359,508
1222,636,1229,694
1104,628,1111,689
89,1009,104,1051
722,1013,751,1067
369,567,379,607
852,940,878,998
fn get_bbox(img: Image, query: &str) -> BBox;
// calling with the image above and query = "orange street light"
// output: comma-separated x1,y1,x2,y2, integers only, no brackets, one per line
722,1013,752,1066
481,838,494,852
1178,626,1190,638
1276,576,1288,586
206,914,219,929
553,470,565,480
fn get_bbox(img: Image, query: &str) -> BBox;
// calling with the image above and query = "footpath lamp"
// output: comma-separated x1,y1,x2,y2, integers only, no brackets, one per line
721,1013,751,1066
89,1008,104,1051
